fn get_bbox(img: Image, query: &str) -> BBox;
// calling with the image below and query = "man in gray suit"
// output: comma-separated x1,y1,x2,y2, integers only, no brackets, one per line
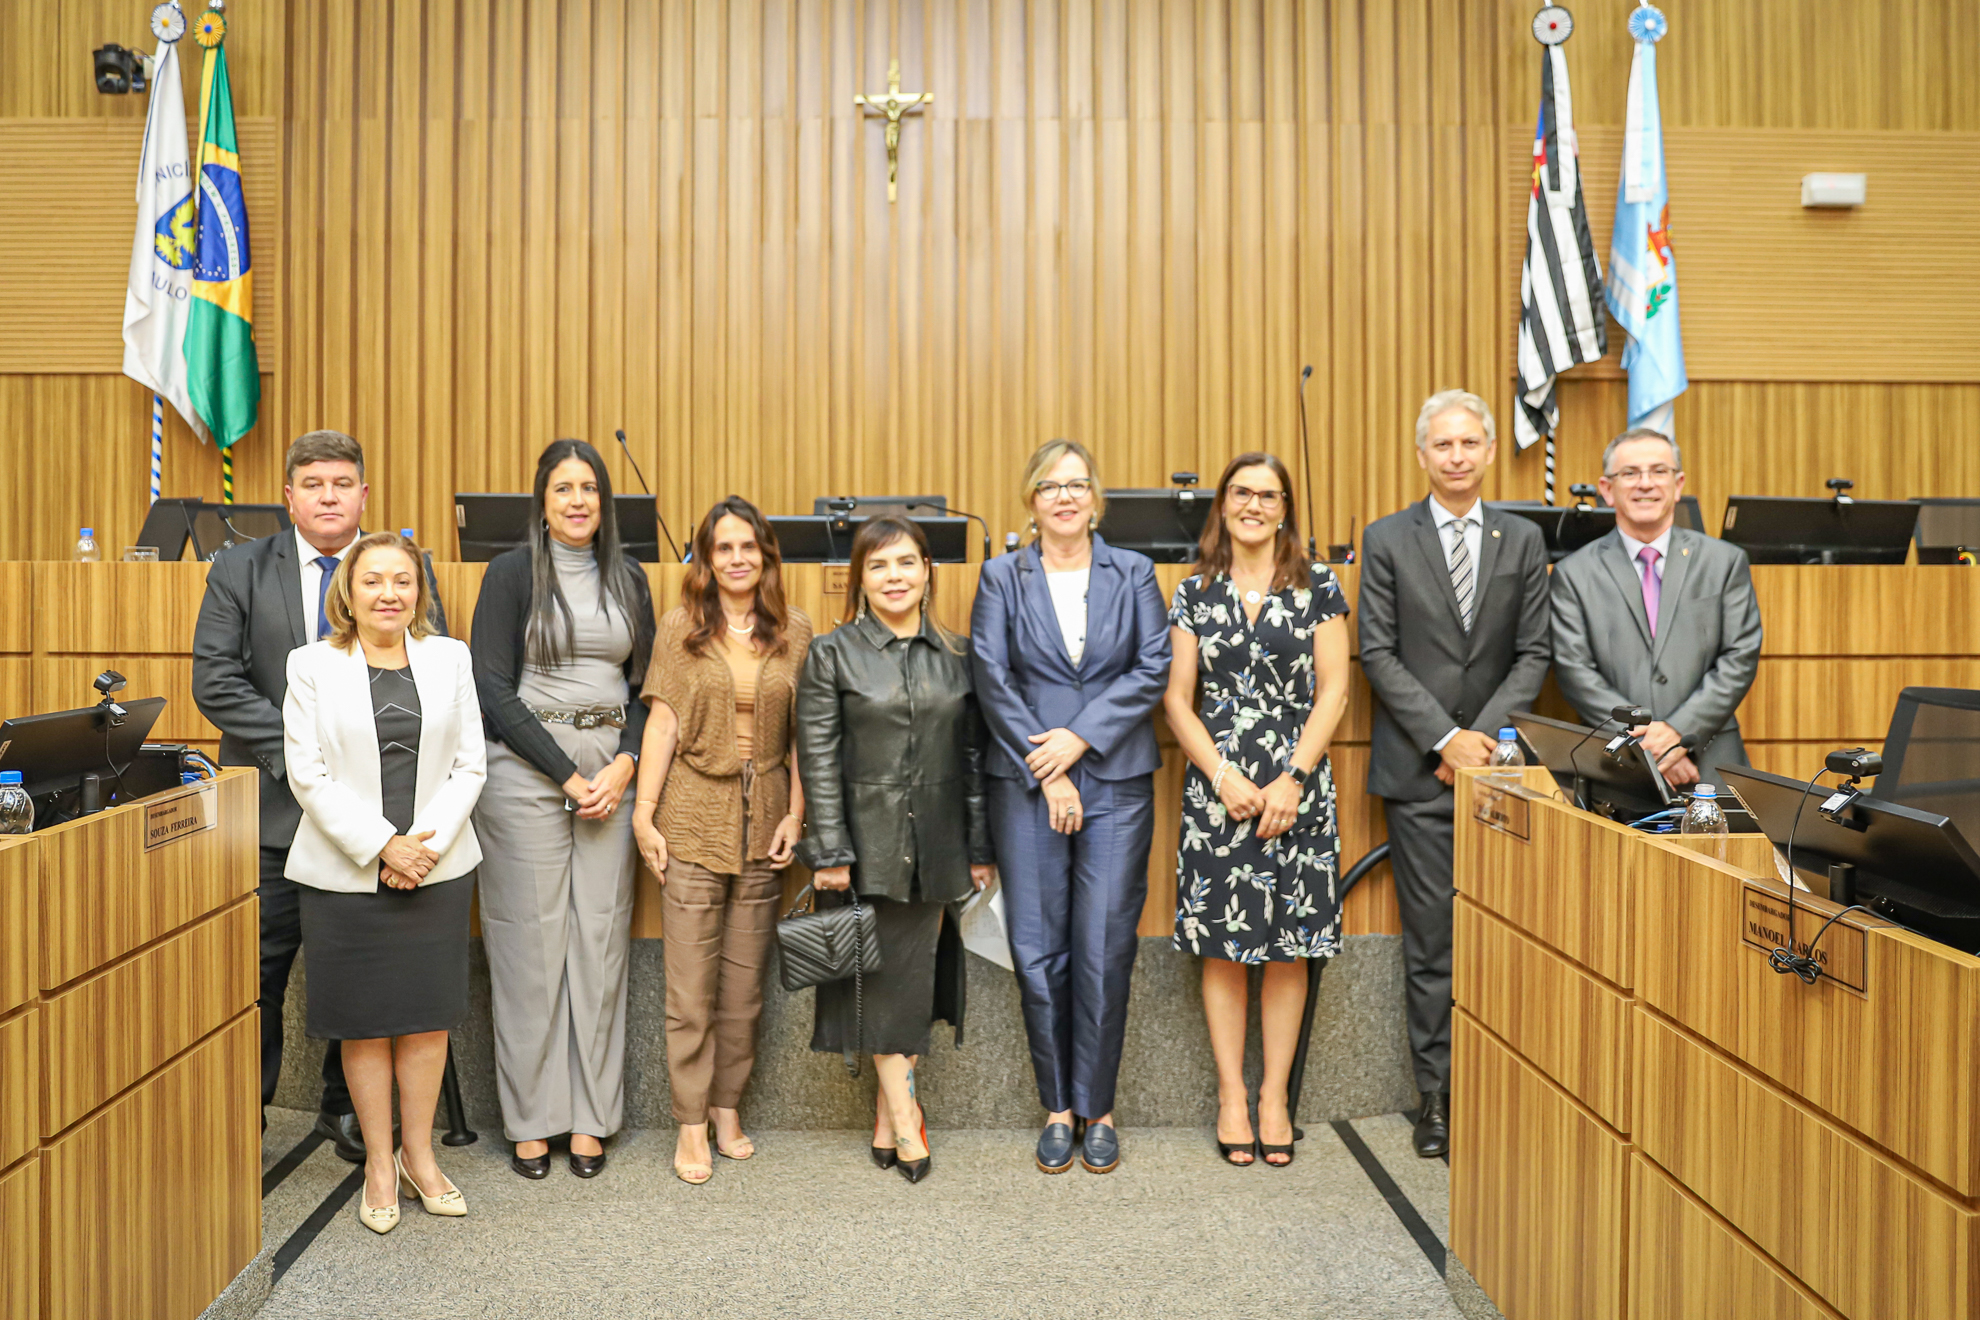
193,430,448,1160
1551,428,1762,786
1359,390,1552,1158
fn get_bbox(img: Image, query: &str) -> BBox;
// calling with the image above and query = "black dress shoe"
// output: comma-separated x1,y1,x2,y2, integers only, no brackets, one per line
314,1110,366,1164
1080,1122,1120,1174
1413,1091,1450,1159
1036,1122,1076,1174
511,1145,552,1179
569,1148,607,1178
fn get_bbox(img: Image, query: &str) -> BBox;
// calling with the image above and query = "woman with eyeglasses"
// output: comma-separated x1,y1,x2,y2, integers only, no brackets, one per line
1162,452,1352,1168
971,439,1171,1176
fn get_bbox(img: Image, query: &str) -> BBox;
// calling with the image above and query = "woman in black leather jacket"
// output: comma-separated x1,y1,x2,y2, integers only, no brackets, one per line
795,515,997,1183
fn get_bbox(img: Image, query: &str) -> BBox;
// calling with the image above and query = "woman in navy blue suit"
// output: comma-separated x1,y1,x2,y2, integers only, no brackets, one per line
971,439,1171,1175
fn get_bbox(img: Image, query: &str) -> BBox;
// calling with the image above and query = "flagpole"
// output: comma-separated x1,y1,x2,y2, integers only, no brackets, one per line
150,395,164,505
1544,437,1556,506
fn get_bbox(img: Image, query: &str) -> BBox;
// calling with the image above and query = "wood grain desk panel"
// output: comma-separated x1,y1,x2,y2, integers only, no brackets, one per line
0,563,33,653
0,837,35,1014
1742,657,1980,742
1750,566,1980,658
40,900,257,1137
1454,896,1634,1133
1455,773,1637,989
32,656,218,744
40,1013,258,1320
1634,1010,1978,1320
0,1007,35,1169
1629,1151,1843,1320
1451,1009,1630,1320
39,769,258,990
35,562,212,655
1634,839,1980,1197
0,1156,37,1320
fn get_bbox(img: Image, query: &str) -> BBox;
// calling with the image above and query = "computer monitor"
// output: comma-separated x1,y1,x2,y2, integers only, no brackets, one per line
1876,687,1980,847
1720,495,1918,565
1095,488,1212,563
769,515,969,564
132,497,203,560
1490,495,1705,563
188,503,292,561
454,493,661,562
0,698,168,826
1720,764,1980,954
1510,710,1676,819
1913,498,1980,565
810,495,948,519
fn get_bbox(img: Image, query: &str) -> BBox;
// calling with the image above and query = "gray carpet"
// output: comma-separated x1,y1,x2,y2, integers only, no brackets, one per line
248,1116,1467,1319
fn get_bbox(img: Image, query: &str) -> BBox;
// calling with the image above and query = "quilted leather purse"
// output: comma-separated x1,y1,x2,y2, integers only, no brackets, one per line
774,884,883,1074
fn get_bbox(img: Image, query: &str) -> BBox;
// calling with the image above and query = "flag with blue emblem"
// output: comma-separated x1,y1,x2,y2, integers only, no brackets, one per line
185,37,261,468
122,38,205,449
1604,5,1687,434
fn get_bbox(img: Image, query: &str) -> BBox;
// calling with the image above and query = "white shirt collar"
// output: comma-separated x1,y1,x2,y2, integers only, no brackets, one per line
1428,497,1483,529
296,527,359,565
1617,523,1673,565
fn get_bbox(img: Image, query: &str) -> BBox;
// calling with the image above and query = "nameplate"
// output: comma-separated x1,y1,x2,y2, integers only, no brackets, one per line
1470,778,1532,842
1740,884,1868,995
144,781,218,852
823,565,850,594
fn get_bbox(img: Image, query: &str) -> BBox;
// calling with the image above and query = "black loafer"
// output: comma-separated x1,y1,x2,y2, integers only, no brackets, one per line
569,1148,607,1178
315,1110,366,1164
1413,1092,1450,1160
1036,1122,1076,1174
511,1147,552,1180
1080,1121,1120,1174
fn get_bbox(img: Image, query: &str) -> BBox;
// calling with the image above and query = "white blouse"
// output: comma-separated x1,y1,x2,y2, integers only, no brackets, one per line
1046,567,1090,666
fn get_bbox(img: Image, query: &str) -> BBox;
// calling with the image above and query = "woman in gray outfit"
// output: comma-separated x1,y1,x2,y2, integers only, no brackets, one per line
471,439,655,1180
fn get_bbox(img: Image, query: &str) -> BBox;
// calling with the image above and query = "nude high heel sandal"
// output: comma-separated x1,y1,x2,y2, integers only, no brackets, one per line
396,1150,468,1216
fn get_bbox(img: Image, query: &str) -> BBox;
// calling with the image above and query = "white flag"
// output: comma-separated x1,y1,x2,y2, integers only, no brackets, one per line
122,40,206,440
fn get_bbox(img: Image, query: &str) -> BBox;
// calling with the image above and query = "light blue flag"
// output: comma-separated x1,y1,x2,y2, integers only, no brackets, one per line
1604,5,1687,434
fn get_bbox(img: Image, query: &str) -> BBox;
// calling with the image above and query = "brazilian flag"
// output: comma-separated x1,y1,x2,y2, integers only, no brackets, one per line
185,41,260,451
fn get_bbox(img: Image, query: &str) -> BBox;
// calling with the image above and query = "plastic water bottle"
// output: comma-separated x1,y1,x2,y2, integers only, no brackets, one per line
74,528,101,563
1489,727,1525,767
0,771,32,835
1682,784,1728,858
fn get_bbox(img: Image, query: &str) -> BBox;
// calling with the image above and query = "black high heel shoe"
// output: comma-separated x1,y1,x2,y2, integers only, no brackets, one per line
870,1142,899,1170
1217,1137,1259,1167
510,1143,551,1180
896,1107,931,1184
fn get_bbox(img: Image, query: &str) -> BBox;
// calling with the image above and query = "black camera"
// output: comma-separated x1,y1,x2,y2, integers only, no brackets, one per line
1825,747,1882,780
94,670,129,727
94,44,146,95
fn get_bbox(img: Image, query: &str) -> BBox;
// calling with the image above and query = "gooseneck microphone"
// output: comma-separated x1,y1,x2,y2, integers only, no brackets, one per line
616,428,683,562
903,501,994,563
1297,365,1318,560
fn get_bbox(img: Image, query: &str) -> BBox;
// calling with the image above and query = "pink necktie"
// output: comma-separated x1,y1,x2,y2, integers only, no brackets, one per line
1638,546,1662,638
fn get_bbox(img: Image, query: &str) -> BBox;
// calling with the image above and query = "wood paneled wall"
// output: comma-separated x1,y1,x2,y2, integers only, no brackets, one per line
1,0,1974,560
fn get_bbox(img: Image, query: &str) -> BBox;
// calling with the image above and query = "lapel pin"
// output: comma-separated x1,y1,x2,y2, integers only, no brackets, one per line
1682,547,1689,556
1491,529,1501,538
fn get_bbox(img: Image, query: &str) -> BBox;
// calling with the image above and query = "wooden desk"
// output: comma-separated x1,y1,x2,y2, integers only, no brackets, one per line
0,767,259,1320
1452,768,1980,1320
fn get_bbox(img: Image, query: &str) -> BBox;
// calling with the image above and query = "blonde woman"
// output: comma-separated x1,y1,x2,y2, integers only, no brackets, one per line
283,533,486,1233
969,440,1171,1175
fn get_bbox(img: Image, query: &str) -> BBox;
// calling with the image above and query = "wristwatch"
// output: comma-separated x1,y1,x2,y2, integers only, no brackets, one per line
1287,763,1311,786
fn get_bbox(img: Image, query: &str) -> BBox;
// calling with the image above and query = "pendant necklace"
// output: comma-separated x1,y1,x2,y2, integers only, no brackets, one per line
725,614,755,636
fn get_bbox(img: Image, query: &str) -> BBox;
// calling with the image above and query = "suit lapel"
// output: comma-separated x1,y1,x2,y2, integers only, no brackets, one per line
273,532,308,649
1466,504,1506,653
1650,528,1694,664
1598,532,1656,651
1018,544,1075,674
1079,539,1119,673
333,643,382,784
1408,500,1467,636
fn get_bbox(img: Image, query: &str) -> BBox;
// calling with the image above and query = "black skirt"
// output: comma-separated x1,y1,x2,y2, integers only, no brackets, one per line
299,875,473,1040
811,896,946,1058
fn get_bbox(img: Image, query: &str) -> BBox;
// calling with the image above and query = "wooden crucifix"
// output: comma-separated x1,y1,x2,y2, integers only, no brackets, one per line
854,59,932,202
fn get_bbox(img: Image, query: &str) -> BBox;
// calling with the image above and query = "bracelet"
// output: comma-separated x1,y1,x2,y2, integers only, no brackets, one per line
1211,761,1234,794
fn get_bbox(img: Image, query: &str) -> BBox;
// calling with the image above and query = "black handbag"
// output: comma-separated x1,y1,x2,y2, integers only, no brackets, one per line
774,884,883,1075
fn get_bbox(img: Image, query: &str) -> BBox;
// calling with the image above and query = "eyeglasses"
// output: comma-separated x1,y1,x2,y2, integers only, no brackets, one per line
1227,485,1285,511
1033,479,1095,500
1605,465,1679,485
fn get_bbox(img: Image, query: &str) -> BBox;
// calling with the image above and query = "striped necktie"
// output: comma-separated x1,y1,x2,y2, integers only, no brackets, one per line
1448,519,1475,632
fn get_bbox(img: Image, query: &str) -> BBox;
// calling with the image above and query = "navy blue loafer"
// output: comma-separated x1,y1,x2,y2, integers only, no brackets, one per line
1036,1122,1076,1174
1080,1121,1120,1174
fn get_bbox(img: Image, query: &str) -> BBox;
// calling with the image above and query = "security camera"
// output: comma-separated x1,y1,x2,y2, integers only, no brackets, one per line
94,44,147,95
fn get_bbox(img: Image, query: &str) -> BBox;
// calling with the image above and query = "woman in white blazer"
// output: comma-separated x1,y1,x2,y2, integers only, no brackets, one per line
284,532,487,1235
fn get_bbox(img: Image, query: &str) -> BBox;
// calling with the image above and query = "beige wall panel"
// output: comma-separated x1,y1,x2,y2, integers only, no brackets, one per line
36,561,212,655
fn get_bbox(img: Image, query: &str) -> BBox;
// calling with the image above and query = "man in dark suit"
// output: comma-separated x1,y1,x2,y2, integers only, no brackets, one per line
1551,428,1762,785
192,430,384,1160
1358,390,1553,1158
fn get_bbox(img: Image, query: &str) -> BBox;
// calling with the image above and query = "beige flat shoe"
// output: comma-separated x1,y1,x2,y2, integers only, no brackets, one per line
396,1151,467,1217
356,1188,401,1234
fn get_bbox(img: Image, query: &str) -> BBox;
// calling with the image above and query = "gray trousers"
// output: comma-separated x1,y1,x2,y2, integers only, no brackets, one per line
475,730,636,1142
1383,791,1456,1096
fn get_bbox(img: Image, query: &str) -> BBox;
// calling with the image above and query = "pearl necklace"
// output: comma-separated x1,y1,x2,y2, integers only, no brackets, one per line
725,616,755,636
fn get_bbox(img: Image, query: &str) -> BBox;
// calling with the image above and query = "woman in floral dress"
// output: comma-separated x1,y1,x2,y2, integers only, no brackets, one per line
1163,452,1352,1167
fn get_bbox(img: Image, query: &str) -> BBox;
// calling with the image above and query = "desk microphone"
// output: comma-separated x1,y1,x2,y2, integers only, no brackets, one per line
615,429,683,562
902,501,993,563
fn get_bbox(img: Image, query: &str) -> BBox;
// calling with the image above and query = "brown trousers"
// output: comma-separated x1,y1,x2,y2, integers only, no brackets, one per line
660,856,783,1123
